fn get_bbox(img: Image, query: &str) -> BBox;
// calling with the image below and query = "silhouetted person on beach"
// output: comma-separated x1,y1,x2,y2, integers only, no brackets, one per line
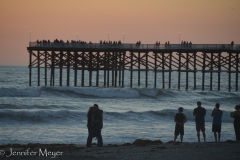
86,104,103,147
173,107,187,143
193,101,206,142
211,103,223,142
233,105,240,141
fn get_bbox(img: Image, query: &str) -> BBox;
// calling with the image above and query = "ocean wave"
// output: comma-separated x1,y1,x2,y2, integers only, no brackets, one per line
0,109,234,124
0,86,239,100
0,109,84,123
0,87,40,97
105,110,234,123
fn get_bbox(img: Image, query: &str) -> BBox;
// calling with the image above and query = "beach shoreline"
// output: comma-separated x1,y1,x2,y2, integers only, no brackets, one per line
1,140,240,160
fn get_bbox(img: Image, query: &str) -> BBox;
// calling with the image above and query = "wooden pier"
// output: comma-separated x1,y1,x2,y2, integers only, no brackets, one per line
27,42,240,91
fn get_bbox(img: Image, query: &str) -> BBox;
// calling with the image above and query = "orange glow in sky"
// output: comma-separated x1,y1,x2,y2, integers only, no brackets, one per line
0,0,239,66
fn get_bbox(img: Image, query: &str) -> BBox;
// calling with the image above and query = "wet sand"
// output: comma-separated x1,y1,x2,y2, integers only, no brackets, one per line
0,139,240,160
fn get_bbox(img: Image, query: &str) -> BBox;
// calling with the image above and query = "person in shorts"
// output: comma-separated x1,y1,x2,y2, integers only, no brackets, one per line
193,101,206,142
174,107,187,143
211,103,223,142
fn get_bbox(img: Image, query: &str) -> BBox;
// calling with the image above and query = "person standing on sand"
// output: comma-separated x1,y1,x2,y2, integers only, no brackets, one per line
86,104,103,147
233,104,240,141
211,103,223,142
193,101,206,142
173,107,187,143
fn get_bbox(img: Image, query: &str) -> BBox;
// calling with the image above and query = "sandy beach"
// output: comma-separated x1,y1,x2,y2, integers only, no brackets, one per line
1,139,240,160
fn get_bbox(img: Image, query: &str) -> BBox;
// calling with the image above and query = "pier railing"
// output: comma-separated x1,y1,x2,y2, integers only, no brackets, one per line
29,42,240,50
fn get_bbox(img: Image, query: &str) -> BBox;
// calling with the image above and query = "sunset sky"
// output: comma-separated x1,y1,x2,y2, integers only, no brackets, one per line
0,0,239,66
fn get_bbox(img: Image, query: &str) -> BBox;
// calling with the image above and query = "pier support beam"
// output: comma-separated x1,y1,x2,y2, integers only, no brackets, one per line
194,53,197,90
186,53,189,90
45,51,47,86
81,52,85,87
50,51,55,86
138,52,140,87
112,52,115,87
169,52,172,89
119,52,122,87
145,52,148,87
178,52,181,90
236,53,239,91
210,53,213,91
218,53,221,91
96,52,100,86
154,52,157,88
29,50,32,86
107,52,110,87
202,53,206,91
130,52,133,88
37,50,40,86
228,52,231,91
104,52,107,87
74,51,78,86
89,52,93,87
122,51,126,87
162,53,165,89
59,51,63,86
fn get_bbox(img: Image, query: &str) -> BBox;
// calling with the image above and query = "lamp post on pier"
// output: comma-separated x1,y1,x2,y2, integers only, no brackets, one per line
108,32,109,41
179,32,180,44
29,31,31,42
77,33,78,41
123,33,124,43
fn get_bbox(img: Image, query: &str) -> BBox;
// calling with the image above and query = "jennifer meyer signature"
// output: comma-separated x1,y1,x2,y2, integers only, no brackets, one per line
0,148,63,158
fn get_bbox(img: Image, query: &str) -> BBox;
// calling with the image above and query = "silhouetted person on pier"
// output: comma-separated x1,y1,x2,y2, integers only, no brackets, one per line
136,41,141,48
193,101,206,142
173,107,187,143
189,41,192,48
165,42,168,48
37,40,40,46
231,41,234,49
86,104,103,147
155,41,160,48
211,103,223,142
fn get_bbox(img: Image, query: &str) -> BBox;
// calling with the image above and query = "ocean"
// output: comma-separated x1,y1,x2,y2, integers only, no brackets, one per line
0,66,239,145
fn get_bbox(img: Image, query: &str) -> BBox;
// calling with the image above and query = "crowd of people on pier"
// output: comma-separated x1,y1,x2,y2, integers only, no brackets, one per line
36,39,89,46
35,39,193,48
181,40,193,47
99,40,122,45
35,39,125,47
86,102,240,147
33,39,236,50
